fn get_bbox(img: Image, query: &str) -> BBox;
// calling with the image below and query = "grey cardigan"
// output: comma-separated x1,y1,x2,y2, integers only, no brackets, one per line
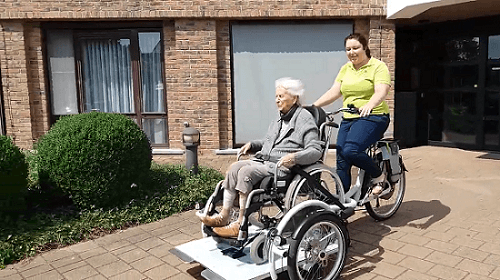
250,107,323,166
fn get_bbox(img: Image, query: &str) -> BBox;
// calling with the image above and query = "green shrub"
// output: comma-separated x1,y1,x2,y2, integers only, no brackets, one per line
0,135,28,218
36,112,152,209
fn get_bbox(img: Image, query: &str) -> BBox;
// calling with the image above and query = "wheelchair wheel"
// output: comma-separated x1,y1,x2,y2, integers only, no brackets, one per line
284,168,342,211
365,157,406,221
287,213,348,280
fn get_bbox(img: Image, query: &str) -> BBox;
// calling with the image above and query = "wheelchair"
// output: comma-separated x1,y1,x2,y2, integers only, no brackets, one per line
193,105,406,280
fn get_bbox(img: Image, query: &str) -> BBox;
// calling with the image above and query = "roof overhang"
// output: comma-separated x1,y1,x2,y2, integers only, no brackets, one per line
387,0,476,19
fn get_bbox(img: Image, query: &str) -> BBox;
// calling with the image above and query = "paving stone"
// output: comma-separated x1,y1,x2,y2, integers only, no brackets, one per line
423,230,456,242
19,263,52,279
85,252,119,268
130,255,163,272
447,226,479,238
377,237,406,252
425,251,463,267
144,263,182,280
108,269,146,280
15,255,48,271
118,248,150,263
450,235,485,249
148,242,174,258
100,239,132,252
490,267,500,280
397,269,439,280
377,250,406,264
427,264,468,280
69,240,100,253
62,265,99,280
397,243,434,259
457,259,496,276
479,243,500,255
464,273,498,280
56,260,88,274
484,253,500,266
41,248,77,262
109,244,136,256
453,246,489,262
398,256,435,273
79,247,108,260
425,239,460,254
161,231,196,246
50,255,83,269
367,261,407,279
25,269,64,280
398,233,432,246
136,236,166,251
94,260,132,278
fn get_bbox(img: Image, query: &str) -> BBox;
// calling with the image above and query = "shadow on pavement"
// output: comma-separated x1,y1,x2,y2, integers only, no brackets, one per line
342,199,451,279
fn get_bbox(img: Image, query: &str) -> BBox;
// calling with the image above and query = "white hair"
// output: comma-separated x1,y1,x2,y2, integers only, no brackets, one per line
275,77,305,101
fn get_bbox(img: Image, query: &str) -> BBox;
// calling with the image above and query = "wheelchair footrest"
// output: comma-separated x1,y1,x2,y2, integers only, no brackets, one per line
222,247,246,259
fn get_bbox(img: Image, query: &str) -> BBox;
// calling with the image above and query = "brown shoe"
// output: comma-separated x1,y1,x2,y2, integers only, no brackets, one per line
213,221,241,238
196,211,229,227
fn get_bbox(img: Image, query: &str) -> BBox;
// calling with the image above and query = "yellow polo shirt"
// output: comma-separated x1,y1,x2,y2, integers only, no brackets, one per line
335,57,391,119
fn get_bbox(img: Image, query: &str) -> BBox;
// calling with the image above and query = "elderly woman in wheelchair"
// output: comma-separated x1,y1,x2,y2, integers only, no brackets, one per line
196,77,323,238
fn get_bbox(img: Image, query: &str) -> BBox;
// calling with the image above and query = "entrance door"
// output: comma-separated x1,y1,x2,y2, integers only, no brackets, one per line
484,35,500,149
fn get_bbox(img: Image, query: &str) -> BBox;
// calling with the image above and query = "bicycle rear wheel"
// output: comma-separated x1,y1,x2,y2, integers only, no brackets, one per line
365,157,406,221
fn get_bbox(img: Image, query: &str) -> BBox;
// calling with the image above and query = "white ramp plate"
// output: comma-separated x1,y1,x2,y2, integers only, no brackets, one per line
171,237,287,280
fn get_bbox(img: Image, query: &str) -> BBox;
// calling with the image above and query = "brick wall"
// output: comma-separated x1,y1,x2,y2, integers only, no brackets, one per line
0,22,33,149
0,0,395,154
0,1,385,20
167,19,219,150
25,23,50,140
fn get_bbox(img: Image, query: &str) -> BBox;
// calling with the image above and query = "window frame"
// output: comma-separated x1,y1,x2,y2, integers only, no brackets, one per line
44,23,169,147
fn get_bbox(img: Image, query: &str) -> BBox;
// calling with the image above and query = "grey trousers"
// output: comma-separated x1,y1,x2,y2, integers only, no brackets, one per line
222,159,275,194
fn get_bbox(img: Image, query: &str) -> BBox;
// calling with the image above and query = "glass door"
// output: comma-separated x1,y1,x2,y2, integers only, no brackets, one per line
485,35,500,149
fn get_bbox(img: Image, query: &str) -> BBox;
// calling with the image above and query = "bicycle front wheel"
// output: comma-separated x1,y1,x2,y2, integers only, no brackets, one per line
365,157,406,221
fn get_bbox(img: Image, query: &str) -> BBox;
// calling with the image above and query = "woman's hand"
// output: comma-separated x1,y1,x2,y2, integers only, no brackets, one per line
359,104,374,117
278,153,296,169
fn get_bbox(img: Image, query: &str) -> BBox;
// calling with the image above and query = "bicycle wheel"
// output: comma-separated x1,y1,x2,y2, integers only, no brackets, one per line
365,157,406,221
284,168,342,212
287,213,348,280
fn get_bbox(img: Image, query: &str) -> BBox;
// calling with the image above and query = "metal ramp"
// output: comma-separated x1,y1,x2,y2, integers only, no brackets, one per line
170,234,287,280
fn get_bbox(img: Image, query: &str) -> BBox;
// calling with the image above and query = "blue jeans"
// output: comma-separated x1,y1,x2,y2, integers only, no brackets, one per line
336,115,390,192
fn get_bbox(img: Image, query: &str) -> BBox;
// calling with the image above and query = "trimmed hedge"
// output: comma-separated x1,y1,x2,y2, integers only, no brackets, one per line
0,135,28,218
36,112,152,209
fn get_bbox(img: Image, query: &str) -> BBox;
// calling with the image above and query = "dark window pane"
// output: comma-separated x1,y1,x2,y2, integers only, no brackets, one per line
139,32,164,113
444,37,480,62
485,90,500,116
484,120,499,146
442,92,477,145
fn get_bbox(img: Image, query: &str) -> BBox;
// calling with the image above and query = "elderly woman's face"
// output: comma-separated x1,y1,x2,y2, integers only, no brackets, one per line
276,86,298,114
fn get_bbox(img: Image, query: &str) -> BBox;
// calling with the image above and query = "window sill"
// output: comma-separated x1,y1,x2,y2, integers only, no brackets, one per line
152,149,184,155
214,149,239,155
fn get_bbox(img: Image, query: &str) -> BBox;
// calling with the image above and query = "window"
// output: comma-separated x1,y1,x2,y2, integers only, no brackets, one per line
46,27,167,146
231,22,352,145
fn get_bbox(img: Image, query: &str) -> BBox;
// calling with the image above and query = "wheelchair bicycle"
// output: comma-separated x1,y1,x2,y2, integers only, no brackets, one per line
172,105,407,280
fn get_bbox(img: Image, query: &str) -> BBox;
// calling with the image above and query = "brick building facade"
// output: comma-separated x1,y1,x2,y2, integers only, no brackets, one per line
0,1,395,171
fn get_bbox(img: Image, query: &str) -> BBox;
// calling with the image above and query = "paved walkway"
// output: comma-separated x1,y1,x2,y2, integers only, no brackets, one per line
2,146,500,280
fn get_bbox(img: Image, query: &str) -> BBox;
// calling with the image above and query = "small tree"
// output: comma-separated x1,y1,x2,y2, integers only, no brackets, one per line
36,112,152,209
0,135,28,220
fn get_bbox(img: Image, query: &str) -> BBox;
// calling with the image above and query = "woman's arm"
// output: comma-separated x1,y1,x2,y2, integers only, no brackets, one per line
359,83,390,117
312,81,342,107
